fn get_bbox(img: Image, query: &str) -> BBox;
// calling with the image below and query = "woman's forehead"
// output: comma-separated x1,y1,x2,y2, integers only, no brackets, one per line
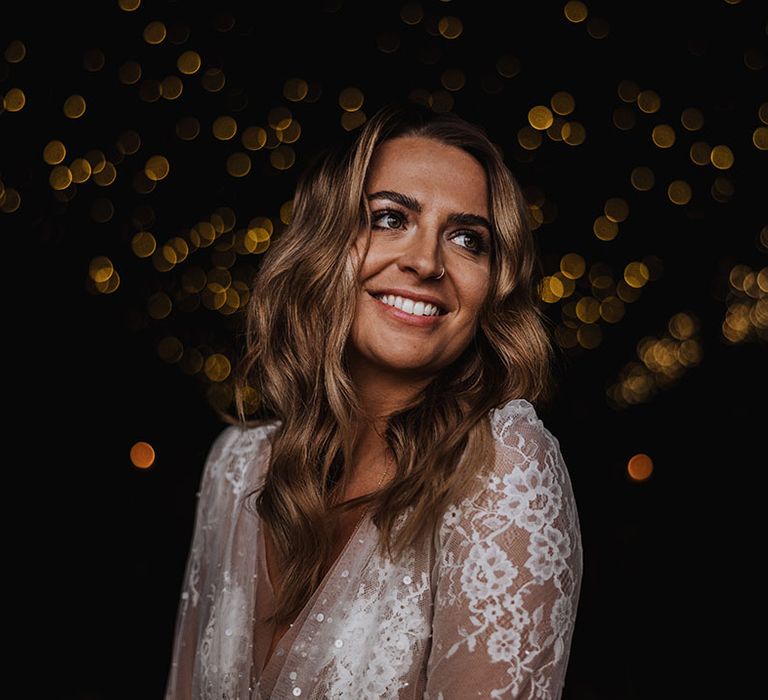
365,137,489,212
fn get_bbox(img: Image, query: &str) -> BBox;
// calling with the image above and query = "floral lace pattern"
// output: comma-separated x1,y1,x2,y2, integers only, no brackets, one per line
426,401,582,698
163,399,582,699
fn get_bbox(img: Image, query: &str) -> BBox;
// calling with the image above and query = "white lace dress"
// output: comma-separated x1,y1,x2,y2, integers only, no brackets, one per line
163,398,583,699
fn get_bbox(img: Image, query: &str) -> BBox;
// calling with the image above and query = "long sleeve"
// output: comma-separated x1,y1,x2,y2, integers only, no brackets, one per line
163,424,239,700
425,403,583,699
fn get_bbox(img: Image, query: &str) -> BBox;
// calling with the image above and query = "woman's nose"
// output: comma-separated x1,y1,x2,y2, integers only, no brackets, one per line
396,224,444,279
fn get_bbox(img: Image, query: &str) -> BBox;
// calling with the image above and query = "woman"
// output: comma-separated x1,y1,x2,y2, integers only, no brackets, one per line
164,102,583,699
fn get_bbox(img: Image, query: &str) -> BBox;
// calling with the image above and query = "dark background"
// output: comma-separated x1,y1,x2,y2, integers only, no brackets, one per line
4,1,765,697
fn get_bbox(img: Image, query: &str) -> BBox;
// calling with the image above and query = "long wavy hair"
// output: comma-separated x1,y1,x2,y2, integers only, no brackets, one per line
222,102,558,627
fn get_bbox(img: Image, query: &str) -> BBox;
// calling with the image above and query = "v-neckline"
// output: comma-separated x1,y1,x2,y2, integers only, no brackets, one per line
257,508,370,677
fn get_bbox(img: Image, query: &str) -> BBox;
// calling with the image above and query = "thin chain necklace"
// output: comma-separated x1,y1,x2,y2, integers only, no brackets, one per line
346,450,391,533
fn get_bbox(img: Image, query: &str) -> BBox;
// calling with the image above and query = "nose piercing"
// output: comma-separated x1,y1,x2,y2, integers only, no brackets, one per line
434,266,445,280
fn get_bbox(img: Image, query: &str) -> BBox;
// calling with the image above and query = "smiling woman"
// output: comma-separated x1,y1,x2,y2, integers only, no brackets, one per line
163,103,583,699
348,135,493,389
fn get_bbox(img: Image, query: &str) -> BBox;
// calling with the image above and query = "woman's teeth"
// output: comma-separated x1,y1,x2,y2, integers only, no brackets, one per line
374,294,444,317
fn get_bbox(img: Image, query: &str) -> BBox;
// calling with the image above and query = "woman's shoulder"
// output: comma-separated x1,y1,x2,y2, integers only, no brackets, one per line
434,397,582,570
488,398,566,473
450,397,577,522
212,417,282,450
201,418,282,499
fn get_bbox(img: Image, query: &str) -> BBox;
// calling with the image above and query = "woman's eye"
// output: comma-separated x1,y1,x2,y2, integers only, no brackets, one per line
372,211,405,229
454,231,487,254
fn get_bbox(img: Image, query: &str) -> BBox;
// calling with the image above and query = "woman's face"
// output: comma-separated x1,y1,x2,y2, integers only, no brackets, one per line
346,134,492,384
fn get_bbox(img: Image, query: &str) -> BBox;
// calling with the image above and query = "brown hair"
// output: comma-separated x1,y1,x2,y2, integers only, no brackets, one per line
222,102,557,627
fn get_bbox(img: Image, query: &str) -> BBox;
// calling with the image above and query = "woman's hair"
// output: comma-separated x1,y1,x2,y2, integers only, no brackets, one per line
221,101,558,627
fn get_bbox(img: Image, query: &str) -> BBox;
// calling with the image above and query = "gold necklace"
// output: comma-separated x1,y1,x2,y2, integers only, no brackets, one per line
348,452,391,531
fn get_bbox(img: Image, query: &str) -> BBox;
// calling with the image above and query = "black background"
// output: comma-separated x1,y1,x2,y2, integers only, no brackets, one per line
4,1,766,697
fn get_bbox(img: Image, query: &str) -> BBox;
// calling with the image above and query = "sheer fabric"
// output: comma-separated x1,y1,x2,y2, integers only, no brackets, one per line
163,398,583,699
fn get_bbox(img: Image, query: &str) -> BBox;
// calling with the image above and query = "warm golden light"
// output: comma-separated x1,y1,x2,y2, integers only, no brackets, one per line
267,107,292,130
628,454,653,482
604,197,629,223
89,256,114,283
550,91,575,116
624,261,650,288
668,312,696,340
132,231,157,258
576,323,602,349
177,50,201,75
667,180,692,205
630,166,655,191
651,124,675,148
560,253,586,280
277,120,301,144
576,296,601,323
517,126,543,150
689,141,711,165
564,1,588,23
63,94,86,118
681,107,704,131
270,145,295,170
280,200,293,225
561,121,586,145
283,78,309,102
5,39,26,63
201,67,226,93
144,155,170,181
710,145,734,169
528,105,554,130
4,87,25,112
593,216,618,241
143,20,167,45
438,16,463,39
213,116,238,140
130,442,155,469
753,127,768,150
119,60,142,85
43,140,67,165
160,75,183,100
70,158,92,183
341,109,367,131
92,162,117,187
637,90,661,113
617,80,640,103
242,126,267,150
339,87,364,112
204,353,232,381
599,296,625,323
49,165,73,191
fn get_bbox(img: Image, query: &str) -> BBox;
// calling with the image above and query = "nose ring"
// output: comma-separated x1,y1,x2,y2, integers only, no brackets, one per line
435,266,445,280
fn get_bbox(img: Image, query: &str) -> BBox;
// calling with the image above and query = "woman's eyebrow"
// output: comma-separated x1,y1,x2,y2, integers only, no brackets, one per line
367,190,422,213
366,190,492,232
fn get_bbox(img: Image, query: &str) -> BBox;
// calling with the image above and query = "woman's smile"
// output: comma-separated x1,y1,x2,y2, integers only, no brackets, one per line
368,290,448,328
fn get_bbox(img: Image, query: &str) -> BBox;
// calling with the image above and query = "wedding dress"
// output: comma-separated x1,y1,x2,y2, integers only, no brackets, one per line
163,398,583,699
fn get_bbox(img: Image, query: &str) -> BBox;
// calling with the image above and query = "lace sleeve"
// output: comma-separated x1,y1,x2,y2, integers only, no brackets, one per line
425,403,583,699
163,424,239,700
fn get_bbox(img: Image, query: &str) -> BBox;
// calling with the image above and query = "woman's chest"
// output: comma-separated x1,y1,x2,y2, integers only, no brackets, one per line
261,506,369,666
255,509,436,697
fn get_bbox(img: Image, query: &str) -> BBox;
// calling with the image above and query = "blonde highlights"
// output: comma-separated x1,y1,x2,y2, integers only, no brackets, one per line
221,103,558,627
